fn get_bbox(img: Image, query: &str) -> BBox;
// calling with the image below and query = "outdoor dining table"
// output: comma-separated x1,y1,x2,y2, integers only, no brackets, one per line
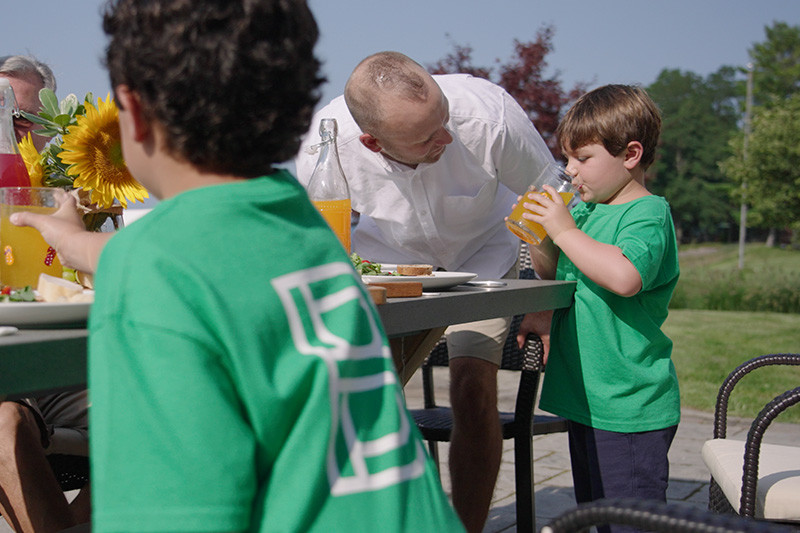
0,278,575,399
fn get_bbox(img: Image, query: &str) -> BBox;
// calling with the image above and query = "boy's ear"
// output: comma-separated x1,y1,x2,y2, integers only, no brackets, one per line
359,133,383,153
623,141,644,169
115,85,150,142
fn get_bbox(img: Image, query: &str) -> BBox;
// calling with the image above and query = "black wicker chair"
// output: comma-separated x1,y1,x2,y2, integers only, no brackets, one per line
702,353,800,524
408,243,568,533
48,453,90,492
541,498,796,533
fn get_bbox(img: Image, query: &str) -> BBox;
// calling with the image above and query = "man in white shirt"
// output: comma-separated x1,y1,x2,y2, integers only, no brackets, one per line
295,51,554,533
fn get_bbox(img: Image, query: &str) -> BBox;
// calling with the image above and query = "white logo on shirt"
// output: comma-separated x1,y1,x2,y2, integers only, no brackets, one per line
272,262,426,495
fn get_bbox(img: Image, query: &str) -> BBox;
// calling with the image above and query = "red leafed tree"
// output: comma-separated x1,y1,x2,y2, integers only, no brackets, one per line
428,25,588,157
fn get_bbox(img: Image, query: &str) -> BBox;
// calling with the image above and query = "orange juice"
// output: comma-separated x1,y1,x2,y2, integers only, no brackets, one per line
506,191,574,245
313,198,351,253
0,203,63,288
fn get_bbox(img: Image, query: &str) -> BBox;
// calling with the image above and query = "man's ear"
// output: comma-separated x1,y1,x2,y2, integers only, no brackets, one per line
623,141,643,170
359,133,383,153
114,85,150,142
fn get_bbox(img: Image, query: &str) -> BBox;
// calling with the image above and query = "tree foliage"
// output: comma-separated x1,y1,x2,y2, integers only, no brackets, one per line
718,22,800,242
646,67,742,242
426,41,491,80
721,94,800,232
428,25,588,156
749,21,800,103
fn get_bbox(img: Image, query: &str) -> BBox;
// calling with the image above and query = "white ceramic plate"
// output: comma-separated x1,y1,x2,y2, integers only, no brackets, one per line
0,301,91,327
362,271,477,291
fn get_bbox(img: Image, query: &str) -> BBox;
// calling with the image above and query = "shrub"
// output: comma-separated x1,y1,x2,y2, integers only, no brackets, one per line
670,244,800,314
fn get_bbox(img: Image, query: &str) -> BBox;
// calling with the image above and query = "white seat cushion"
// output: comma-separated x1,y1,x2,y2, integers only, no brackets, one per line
702,438,800,521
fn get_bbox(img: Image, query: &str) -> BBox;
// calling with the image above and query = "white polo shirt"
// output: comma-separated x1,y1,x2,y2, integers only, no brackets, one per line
295,74,554,279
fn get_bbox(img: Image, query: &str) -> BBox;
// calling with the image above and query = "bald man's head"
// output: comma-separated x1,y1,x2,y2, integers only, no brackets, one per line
344,51,434,135
344,52,453,168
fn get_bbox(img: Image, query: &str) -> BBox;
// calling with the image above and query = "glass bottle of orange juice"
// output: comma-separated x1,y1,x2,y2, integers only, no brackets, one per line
307,118,351,253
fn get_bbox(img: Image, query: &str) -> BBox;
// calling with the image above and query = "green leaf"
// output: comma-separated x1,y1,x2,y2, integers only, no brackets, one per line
53,114,73,128
60,93,79,116
9,286,36,302
18,110,51,126
39,88,59,116
33,127,56,137
43,174,75,187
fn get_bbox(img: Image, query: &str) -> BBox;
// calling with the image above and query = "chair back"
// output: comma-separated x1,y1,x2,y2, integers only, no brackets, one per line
713,353,800,439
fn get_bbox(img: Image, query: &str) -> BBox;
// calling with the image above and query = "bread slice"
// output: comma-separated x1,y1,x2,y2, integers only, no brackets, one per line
396,264,433,276
37,273,88,303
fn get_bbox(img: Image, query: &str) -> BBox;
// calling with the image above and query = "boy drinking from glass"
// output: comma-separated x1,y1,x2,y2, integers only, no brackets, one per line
518,84,680,533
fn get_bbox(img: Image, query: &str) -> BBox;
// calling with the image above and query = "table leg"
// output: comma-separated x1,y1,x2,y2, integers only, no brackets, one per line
389,327,447,386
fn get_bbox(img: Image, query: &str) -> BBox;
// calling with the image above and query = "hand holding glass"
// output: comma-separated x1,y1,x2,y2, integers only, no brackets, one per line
506,164,577,246
0,187,63,289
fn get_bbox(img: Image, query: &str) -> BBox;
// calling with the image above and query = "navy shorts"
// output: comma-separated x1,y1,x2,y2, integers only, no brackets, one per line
567,420,678,533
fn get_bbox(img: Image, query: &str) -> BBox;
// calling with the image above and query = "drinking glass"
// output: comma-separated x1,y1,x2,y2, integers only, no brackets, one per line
0,187,63,289
506,164,578,246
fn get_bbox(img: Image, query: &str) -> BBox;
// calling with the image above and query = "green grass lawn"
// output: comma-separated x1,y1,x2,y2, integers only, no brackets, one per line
666,306,800,424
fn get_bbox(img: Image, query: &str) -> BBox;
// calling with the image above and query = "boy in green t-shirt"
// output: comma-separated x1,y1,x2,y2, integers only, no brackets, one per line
517,84,680,532
12,1,464,531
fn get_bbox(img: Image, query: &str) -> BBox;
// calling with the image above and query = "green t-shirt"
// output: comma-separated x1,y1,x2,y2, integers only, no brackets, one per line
89,172,464,532
538,196,681,432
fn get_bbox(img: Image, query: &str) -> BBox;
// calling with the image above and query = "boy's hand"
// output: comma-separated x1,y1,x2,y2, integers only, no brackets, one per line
517,310,553,365
521,184,577,242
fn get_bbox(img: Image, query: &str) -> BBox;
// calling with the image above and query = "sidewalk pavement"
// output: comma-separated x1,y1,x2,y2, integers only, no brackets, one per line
402,366,800,533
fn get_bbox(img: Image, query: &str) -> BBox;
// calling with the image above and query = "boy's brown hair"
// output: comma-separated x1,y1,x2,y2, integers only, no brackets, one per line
556,84,662,170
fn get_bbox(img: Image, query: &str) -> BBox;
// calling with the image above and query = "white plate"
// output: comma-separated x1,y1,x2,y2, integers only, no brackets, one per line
0,301,91,327
363,271,477,291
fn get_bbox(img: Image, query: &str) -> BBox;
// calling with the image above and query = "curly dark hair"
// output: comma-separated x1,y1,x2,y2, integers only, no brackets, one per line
102,0,325,176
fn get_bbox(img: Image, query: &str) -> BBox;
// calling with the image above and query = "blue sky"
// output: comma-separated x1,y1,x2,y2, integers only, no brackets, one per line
3,1,799,110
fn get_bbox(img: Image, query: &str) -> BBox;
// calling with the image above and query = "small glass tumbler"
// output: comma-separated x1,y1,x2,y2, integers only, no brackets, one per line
505,164,578,246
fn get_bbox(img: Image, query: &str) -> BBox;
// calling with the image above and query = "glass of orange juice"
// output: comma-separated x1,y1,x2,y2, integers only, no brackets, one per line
0,187,63,289
506,164,578,246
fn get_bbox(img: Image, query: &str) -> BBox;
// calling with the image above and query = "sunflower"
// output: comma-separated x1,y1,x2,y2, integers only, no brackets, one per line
18,133,44,187
59,94,148,209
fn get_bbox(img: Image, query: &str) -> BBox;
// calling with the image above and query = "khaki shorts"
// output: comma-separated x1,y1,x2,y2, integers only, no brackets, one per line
445,259,519,365
17,390,89,456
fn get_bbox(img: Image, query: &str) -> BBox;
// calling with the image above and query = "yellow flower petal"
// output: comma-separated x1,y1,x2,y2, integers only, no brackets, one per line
59,94,148,209
18,133,44,187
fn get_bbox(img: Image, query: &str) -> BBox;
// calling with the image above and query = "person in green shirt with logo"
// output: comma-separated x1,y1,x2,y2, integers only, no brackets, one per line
518,84,680,533
13,1,464,531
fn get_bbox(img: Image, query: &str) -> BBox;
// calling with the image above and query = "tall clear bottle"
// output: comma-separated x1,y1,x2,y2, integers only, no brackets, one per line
0,78,31,188
307,118,351,253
